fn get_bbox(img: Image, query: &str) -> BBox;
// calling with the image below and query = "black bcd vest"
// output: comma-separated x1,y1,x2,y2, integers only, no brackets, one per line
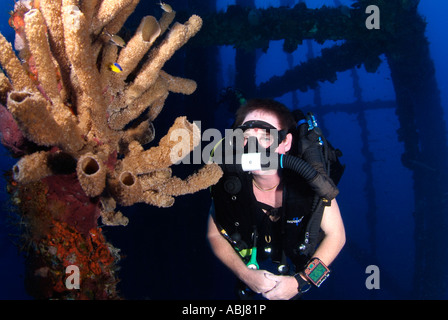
211,165,318,271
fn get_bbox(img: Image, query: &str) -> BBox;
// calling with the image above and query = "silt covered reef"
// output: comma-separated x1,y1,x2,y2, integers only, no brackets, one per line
0,0,446,299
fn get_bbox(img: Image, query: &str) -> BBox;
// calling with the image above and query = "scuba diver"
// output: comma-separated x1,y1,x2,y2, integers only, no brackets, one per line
207,98,346,300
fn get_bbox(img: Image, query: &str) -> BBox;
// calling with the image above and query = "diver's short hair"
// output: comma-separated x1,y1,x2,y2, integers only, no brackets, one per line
234,98,296,132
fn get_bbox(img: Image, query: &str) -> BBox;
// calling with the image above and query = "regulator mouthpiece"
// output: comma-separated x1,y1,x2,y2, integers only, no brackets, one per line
241,135,279,171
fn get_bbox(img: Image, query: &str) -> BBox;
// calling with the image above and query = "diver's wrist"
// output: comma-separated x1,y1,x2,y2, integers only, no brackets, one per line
294,272,311,294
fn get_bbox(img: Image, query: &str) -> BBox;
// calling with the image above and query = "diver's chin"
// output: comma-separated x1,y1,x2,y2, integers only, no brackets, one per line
251,169,278,176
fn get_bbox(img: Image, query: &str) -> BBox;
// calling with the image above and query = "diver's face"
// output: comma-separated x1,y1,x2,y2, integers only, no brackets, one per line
242,111,290,154
243,128,276,149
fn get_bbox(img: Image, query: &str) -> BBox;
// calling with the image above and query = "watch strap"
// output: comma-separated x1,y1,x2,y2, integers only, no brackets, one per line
294,273,311,294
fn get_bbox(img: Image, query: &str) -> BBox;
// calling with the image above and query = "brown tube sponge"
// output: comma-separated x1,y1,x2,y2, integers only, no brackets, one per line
62,4,109,140
121,116,200,174
108,76,169,130
40,0,72,101
90,0,134,35
101,209,129,226
160,70,197,95
139,168,172,191
158,116,201,161
159,11,176,35
99,43,119,88
13,151,53,183
7,91,64,147
49,100,85,153
99,196,129,226
142,190,174,208
109,171,143,206
99,0,140,36
76,153,107,197
139,163,222,207
116,15,161,80
79,0,100,25
120,120,155,147
24,9,61,105
7,91,85,153
147,90,169,121
0,33,36,92
0,71,12,104
160,163,223,196
125,15,203,104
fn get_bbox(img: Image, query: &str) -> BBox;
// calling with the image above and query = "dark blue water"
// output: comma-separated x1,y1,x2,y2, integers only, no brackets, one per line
0,0,447,300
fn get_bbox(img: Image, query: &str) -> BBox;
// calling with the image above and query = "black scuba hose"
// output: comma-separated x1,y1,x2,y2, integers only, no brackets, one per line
280,154,318,181
280,154,339,201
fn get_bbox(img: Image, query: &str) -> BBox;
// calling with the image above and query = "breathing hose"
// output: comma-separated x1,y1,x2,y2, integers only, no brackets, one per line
280,154,339,202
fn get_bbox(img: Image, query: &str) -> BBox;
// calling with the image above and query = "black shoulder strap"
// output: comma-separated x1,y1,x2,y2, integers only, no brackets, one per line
289,110,345,257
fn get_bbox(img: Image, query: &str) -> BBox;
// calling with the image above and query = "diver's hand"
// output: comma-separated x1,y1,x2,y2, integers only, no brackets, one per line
262,274,299,300
241,269,276,294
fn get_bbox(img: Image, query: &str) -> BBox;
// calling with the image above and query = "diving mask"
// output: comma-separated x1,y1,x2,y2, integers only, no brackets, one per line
236,120,287,148
217,120,286,172
234,120,286,171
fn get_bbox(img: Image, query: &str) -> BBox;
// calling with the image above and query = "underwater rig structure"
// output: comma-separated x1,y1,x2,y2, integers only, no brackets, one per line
188,0,446,299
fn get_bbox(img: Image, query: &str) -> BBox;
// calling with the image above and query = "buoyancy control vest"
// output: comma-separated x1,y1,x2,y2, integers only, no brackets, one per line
210,110,345,272
211,166,319,271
